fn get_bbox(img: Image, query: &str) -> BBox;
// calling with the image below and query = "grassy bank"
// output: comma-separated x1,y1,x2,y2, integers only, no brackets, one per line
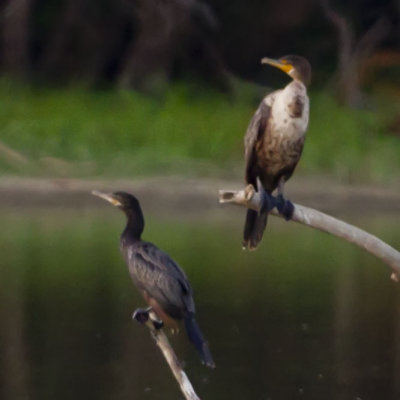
0,80,398,183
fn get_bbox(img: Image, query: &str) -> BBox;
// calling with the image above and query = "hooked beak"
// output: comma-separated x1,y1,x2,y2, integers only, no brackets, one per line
261,57,293,75
92,190,121,207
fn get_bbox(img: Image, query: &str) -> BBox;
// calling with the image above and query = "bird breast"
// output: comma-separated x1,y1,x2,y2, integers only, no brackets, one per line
268,81,309,141
258,82,309,180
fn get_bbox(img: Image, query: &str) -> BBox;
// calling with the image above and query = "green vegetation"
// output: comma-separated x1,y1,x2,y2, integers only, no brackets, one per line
0,80,398,183
305,92,399,183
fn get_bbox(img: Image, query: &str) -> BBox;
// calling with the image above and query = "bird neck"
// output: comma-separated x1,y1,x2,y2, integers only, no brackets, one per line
122,209,144,243
288,78,305,88
283,79,307,98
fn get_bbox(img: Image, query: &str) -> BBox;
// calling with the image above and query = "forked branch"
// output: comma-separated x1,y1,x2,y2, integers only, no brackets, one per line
219,185,400,282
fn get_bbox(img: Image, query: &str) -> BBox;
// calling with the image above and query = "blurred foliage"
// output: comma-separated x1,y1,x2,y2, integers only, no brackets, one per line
304,91,400,182
0,79,398,183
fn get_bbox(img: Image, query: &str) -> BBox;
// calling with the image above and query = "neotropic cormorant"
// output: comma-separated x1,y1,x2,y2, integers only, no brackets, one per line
92,190,215,368
243,55,311,250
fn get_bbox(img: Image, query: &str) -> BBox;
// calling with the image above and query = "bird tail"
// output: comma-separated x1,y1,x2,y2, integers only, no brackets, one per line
184,316,215,368
242,208,268,250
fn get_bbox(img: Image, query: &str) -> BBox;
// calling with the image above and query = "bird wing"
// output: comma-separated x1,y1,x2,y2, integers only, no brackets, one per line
128,241,195,318
244,96,272,185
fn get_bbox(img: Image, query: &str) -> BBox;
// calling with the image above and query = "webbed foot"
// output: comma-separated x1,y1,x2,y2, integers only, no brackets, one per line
275,194,295,220
259,188,275,214
152,319,164,330
132,307,164,330
132,308,150,324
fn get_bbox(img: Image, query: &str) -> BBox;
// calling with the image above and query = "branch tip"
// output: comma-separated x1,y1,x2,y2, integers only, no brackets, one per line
218,190,235,202
391,272,399,283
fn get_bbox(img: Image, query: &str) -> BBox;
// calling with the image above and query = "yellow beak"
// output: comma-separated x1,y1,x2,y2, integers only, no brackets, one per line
92,190,121,207
261,57,293,74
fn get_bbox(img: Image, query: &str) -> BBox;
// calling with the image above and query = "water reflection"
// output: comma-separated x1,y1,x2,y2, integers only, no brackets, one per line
0,207,399,400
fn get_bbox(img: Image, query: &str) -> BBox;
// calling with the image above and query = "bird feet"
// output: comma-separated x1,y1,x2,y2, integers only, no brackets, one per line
275,194,295,220
132,307,164,330
260,189,276,214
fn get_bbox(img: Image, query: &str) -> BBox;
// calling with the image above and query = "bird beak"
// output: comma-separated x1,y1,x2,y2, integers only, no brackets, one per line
92,190,122,207
261,57,293,75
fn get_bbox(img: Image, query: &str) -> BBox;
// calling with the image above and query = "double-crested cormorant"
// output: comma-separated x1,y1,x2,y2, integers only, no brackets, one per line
92,190,215,368
243,55,311,250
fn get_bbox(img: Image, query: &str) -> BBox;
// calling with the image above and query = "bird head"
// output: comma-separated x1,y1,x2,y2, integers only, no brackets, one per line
92,190,145,239
92,190,141,212
261,55,312,86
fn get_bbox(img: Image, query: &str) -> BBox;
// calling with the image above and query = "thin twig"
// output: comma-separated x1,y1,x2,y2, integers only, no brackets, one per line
133,310,201,400
219,185,400,282
0,140,30,169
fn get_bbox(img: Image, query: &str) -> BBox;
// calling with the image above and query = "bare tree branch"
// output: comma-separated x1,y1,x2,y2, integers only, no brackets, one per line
133,310,201,400
0,140,30,169
219,185,400,282
320,0,391,107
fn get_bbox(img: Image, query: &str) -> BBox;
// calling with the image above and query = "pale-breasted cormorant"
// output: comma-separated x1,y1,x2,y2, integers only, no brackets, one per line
92,190,215,368
243,55,311,250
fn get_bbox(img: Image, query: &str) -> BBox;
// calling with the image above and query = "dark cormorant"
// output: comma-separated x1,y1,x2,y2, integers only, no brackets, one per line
243,55,311,250
92,190,215,368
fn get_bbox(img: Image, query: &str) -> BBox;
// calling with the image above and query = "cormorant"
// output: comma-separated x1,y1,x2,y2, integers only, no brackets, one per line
92,190,215,368
243,55,311,250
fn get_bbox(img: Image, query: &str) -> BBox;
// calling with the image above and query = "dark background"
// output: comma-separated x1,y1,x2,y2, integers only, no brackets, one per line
2,0,399,103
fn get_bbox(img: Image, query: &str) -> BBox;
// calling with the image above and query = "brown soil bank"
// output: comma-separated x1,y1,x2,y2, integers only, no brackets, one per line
0,176,399,217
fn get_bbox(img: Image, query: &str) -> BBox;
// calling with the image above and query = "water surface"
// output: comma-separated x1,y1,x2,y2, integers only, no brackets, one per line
0,204,399,400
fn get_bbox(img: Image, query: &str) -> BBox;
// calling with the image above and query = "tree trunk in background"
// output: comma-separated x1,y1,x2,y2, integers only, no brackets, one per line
320,0,358,106
321,0,391,107
38,0,85,79
117,0,175,90
1,0,32,76
118,0,230,92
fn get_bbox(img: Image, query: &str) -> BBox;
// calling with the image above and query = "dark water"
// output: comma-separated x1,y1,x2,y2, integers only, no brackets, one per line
0,204,399,400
